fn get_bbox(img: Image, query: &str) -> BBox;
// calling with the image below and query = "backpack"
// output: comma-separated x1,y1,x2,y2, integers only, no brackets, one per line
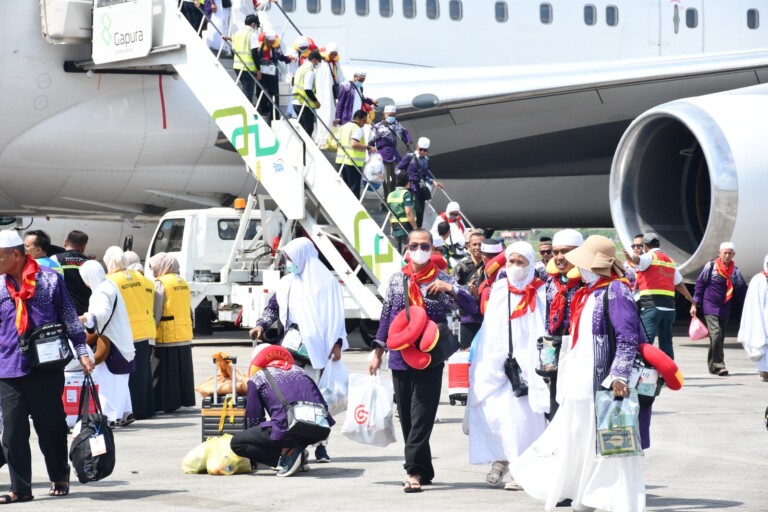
69,375,116,484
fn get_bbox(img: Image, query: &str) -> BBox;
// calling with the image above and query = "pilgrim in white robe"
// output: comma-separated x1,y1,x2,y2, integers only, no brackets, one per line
738,263,768,373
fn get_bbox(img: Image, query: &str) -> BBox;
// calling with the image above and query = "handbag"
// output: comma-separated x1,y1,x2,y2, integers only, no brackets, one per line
69,374,116,483
504,291,529,397
19,322,73,370
279,285,311,365
595,389,642,458
535,335,561,377
263,369,331,444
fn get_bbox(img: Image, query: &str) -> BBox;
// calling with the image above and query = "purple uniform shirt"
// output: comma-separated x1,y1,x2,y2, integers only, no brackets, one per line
0,266,87,378
375,270,477,371
335,81,373,125
693,260,747,319
368,120,412,163
245,366,334,440
395,153,433,194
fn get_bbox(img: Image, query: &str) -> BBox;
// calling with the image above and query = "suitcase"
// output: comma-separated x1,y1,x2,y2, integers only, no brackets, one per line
63,371,99,429
201,355,247,442
447,351,470,406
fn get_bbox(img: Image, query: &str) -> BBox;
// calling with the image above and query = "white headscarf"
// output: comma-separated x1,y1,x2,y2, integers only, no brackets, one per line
79,260,136,362
103,246,127,274
275,238,347,369
124,251,143,272
505,241,536,289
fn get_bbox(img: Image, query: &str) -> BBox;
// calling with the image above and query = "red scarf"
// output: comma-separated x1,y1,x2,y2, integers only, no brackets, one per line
439,212,466,234
715,258,734,303
402,260,439,306
548,274,582,332
568,276,630,348
6,255,40,335
507,277,545,320
478,264,503,315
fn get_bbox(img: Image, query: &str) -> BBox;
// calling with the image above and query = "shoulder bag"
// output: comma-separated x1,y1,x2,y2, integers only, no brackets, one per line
504,291,529,397
263,368,331,443
19,322,73,371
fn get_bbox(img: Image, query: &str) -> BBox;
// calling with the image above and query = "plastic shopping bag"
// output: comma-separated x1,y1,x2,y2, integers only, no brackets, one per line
364,154,385,184
594,390,642,458
689,316,709,341
341,373,397,447
182,438,217,474
205,434,251,475
318,359,349,416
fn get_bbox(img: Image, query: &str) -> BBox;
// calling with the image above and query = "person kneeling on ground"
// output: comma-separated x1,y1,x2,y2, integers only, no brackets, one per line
230,344,334,477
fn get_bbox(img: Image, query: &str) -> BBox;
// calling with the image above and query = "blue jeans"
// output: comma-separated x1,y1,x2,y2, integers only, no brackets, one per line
640,307,676,359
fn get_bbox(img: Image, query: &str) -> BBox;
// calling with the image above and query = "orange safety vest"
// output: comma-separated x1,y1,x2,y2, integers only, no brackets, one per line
636,250,676,308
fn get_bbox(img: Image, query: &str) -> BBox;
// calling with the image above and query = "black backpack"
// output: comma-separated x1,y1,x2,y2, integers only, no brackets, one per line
69,374,115,484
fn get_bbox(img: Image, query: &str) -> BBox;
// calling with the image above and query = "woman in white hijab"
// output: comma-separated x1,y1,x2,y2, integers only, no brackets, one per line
79,260,137,426
737,254,768,382
468,241,549,490
249,237,347,463
123,250,145,272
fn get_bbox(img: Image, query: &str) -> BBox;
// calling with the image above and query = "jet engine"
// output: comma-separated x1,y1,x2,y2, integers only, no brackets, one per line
610,83,768,279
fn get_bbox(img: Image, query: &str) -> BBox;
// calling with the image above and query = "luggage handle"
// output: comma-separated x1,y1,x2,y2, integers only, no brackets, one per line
212,357,238,403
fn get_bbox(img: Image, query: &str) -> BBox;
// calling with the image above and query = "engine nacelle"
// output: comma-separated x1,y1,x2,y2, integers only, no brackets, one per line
610,83,768,279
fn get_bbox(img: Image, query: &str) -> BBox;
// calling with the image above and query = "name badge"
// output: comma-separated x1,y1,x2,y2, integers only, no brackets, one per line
260,64,276,75
89,435,107,456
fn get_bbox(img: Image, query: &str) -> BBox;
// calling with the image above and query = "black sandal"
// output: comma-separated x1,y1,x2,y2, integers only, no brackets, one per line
0,494,34,504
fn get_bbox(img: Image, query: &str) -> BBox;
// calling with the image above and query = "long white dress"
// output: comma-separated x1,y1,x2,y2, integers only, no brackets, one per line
738,272,768,372
468,277,549,465
205,0,231,54
512,294,645,512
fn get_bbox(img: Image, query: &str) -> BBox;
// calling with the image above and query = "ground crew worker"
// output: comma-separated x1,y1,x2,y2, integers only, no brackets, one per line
292,50,323,136
51,230,91,315
232,15,260,105
387,172,417,252
628,232,694,359
336,109,374,198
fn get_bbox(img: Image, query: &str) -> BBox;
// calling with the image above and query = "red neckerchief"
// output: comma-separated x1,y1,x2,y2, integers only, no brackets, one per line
715,258,734,303
569,275,630,348
439,212,466,234
507,277,545,320
402,260,439,307
548,273,581,332
478,264,502,315
6,255,40,335
763,271,768,278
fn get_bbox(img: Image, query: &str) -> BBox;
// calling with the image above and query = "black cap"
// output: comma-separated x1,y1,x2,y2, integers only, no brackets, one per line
244,14,259,26
642,232,659,244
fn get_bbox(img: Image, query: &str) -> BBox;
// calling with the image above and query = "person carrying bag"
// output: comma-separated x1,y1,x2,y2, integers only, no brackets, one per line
69,374,116,483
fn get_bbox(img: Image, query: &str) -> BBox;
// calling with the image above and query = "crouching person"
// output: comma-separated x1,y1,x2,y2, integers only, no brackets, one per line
230,344,334,477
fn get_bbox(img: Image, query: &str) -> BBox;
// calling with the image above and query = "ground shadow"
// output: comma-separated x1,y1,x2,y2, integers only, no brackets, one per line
435,418,462,424
302,467,364,479
647,494,743,510
67,489,187,501
331,456,404,463
683,383,743,389
120,421,197,431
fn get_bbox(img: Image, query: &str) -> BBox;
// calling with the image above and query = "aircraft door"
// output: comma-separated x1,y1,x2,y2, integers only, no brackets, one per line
659,0,705,56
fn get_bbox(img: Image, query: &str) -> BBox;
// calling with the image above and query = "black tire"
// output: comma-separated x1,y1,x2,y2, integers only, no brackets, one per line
194,299,214,336
359,319,379,348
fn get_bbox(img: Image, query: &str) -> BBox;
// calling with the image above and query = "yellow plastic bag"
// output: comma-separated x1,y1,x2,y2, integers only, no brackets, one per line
205,434,251,476
182,438,216,474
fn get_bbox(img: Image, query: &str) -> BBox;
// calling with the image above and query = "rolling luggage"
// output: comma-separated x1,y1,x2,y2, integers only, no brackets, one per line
201,355,247,442
447,350,470,406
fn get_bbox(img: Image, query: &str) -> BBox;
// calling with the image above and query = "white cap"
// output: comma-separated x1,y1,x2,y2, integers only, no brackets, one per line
720,241,735,251
433,238,444,248
296,35,309,48
481,239,503,254
0,230,23,249
326,42,338,53
417,137,430,149
264,29,277,41
446,201,460,214
552,229,584,248
384,105,397,114
354,70,367,78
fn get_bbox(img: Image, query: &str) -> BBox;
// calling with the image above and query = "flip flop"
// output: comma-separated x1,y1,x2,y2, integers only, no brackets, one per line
403,482,422,493
0,494,34,504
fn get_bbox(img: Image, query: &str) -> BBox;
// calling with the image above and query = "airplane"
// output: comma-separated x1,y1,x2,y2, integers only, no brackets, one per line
2,0,768,277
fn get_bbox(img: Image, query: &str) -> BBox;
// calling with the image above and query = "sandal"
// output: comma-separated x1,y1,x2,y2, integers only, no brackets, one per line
49,471,70,497
504,481,524,491
485,461,509,487
0,494,34,504
403,481,422,493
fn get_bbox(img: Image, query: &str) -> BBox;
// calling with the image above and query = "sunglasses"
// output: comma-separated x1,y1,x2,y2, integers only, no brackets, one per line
631,244,643,249
418,148,429,153
408,243,431,251
540,249,553,255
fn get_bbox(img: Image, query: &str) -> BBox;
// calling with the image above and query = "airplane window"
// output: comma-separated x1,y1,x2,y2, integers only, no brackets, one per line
332,0,344,14
495,1,508,22
606,5,619,26
356,0,368,15
540,3,553,24
403,0,416,18
427,0,439,19
686,8,698,28
380,0,392,17
584,5,596,26
283,0,296,12
748,9,759,29
308,0,320,14
449,0,462,20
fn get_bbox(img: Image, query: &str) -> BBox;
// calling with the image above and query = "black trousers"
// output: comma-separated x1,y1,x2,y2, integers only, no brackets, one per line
181,2,203,34
545,371,560,421
238,72,257,105
340,164,362,198
382,161,397,199
392,364,444,482
230,426,304,468
256,73,280,125
459,322,481,350
412,188,428,228
297,105,315,137
128,340,155,420
0,369,69,495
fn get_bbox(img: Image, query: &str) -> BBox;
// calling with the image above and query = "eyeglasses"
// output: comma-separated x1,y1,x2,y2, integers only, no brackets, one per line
540,249,553,255
631,244,643,249
449,212,459,217
408,243,431,251
418,148,429,153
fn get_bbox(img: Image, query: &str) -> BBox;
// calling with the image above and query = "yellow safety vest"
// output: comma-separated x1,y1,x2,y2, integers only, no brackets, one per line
232,27,257,72
107,270,156,342
155,274,193,343
335,122,366,166
292,61,318,107
387,188,411,224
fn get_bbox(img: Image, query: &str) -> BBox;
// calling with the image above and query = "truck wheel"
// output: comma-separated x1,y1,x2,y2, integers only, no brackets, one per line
359,319,379,348
194,299,214,336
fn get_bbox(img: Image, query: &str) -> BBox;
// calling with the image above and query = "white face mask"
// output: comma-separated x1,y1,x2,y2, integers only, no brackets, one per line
410,249,430,265
579,268,601,285
506,265,529,284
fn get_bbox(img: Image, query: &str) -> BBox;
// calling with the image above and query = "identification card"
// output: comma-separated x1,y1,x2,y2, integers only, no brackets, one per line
282,329,303,352
36,340,62,363
293,404,316,422
89,435,107,456
260,64,276,75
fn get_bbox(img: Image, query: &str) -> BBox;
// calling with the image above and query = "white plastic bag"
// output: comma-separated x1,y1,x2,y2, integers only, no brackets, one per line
341,373,396,447
364,153,385,184
318,359,349,416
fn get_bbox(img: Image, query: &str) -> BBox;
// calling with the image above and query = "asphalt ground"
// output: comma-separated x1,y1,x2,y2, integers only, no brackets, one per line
4,329,767,511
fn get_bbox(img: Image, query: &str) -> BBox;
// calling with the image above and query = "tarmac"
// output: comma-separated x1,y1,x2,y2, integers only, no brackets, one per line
6,329,767,511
